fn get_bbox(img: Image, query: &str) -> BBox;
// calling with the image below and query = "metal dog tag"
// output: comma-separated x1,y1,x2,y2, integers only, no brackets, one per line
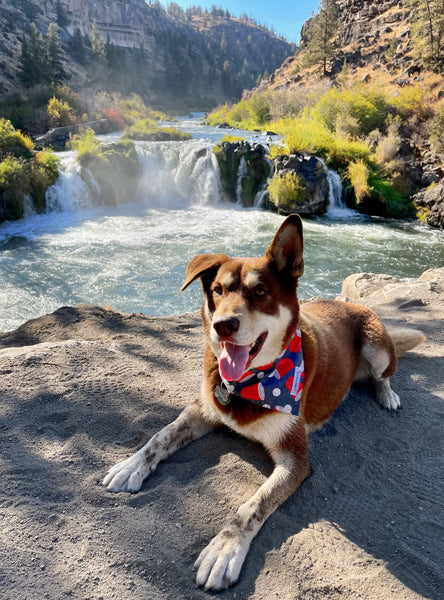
215,384,231,406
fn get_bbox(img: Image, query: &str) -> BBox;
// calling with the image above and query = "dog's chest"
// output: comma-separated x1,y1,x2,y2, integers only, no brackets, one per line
204,390,298,448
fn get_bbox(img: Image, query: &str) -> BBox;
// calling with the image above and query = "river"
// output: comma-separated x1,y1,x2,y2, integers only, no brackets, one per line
0,116,443,332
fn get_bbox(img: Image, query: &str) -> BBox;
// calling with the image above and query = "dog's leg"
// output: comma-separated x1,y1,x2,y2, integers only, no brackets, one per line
195,424,310,591
103,401,215,493
374,377,400,410
358,342,400,410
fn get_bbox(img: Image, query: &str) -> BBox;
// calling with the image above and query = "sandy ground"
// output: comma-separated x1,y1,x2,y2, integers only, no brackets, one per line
0,270,443,600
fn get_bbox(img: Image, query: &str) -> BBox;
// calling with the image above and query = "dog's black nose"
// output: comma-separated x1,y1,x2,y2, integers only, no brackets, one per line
213,317,240,339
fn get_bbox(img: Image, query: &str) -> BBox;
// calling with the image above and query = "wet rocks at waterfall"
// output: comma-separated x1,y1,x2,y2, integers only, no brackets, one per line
212,140,271,207
43,133,348,217
271,154,330,215
212,140,345,215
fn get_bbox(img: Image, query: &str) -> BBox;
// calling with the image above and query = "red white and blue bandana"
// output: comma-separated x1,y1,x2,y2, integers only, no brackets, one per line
215,328,305,415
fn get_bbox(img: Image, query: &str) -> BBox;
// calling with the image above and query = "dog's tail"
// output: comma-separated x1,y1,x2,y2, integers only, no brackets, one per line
387,327,426,357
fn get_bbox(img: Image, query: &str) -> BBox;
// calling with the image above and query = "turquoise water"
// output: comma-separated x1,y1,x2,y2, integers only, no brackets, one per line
0,120,443,332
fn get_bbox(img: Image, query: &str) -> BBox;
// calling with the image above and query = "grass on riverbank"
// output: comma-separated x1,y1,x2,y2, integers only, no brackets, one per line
122,118,192,141
0,118,59,221
68,128,141,205
206,81,437,218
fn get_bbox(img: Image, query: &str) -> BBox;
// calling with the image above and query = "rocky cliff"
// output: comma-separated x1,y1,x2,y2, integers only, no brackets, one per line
0,0,293,110
269,0,437,93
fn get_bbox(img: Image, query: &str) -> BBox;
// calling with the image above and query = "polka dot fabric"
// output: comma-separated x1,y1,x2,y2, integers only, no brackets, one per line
220,328,304,415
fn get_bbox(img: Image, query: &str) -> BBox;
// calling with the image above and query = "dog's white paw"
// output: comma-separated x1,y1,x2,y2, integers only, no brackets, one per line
380,389,401,410
103,451,155,493
194,529,249,591
375,379,401,411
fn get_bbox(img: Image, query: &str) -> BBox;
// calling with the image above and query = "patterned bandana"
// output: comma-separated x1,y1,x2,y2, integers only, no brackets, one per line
215,328,305,415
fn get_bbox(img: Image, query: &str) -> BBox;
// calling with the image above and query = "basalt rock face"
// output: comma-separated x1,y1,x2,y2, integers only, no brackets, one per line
334,0,414,73
294,0,415,79
213,141,271,206
0,0,292,110
214,142,330,215
337,0,408,46
271,154,329,215
413,183,444,229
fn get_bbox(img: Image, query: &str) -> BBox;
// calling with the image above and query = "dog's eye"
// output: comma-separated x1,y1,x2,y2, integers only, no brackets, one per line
255,287,267,297
213,285,223,296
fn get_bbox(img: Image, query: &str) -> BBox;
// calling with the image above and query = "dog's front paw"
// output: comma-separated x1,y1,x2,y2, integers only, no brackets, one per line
103,451,155,493
194,529,250,591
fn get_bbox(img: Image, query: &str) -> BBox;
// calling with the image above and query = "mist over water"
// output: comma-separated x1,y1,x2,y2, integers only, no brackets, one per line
1,118,443,332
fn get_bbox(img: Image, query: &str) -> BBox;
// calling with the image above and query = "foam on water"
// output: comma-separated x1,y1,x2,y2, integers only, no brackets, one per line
1,121,443,332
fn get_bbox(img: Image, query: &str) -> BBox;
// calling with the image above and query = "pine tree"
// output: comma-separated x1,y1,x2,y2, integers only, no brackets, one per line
90,20,105,61
408,0,444,68
46,23,66,84
304,0,339,76
18,23,47,86
18,34,33,86
71,27,87,65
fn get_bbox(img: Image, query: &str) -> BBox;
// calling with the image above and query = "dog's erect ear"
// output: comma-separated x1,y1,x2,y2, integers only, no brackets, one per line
265,214,304,279
181,253,229,291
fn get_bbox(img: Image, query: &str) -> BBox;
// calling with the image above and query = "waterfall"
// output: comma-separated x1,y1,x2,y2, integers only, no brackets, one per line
236,156,248,204
44,134,354,218
254,184,268,208
23,195,37,218
46,151,101,212
318,157,355,217
45,139,224,213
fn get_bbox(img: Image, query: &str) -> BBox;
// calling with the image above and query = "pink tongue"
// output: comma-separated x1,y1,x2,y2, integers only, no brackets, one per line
219,342,250,381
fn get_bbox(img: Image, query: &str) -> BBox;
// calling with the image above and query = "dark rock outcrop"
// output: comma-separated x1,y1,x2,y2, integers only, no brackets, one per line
213,141,271,206
271,153,329,215
413,182,444,229
33,119,114,151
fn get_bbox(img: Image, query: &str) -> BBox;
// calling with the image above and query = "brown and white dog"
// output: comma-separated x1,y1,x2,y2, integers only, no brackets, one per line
103,214,425,591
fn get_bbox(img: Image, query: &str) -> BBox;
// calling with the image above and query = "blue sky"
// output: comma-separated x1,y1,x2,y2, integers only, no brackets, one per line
160,1,320,42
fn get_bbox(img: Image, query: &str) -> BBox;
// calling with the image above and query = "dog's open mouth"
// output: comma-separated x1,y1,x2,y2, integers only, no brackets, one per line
219,332,268,382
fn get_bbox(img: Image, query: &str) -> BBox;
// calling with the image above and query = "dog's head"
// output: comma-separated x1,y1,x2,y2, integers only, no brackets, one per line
181,214,304,381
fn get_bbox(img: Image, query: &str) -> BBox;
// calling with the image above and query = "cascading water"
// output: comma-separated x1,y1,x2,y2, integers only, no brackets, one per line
236,156,248,205
45,138,224,213
135,139,223,207
46,151,101,212
1,118,444,332
318,157,355,217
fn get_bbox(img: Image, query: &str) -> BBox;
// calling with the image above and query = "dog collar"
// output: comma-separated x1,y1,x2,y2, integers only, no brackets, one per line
216,328,304,415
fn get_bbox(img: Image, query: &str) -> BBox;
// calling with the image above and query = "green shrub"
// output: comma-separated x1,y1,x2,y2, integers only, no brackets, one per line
268,172,307,211
213,135,245,153
0,118,34,159
247,93,272,125
0,157,28,219
390,85,432,121
47,96,74,127
313,86,391,136
94,92,171,127
430,106,444,149
0,120,60,221
347,160,370,202
67,128,103,165
35,150,60,187
206,104,231,126
365,173,413,218
275,116,370,168
123,119,192,141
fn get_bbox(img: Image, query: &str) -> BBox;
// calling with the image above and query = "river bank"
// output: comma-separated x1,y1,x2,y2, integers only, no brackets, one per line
1,269,443,600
